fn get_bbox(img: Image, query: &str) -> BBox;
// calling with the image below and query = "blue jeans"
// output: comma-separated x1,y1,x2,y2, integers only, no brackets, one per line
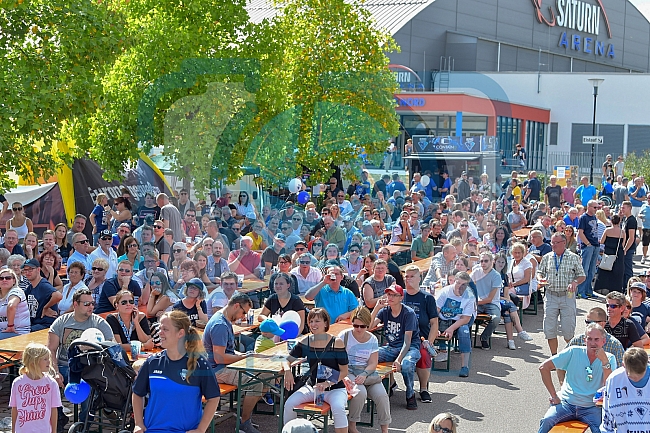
538,401,601,433
377,344,421,398
477,304,501,342
439,317,474,354
577,245,599,297
58,364,90,423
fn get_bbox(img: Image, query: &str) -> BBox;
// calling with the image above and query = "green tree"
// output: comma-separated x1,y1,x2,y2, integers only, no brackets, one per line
0,0,127,191
240,0,400,186
622,151,650,180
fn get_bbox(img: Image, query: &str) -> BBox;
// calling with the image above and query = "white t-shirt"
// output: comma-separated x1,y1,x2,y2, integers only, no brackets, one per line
59,281,88,313
206,288,239,317
338,328,379,375
509,257,532,286
435,284,476,322
0,287,31,334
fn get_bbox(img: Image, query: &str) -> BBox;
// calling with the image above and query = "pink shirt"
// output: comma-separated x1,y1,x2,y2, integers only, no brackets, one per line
9,375,61,433
227,250,261,276
562,186,576,204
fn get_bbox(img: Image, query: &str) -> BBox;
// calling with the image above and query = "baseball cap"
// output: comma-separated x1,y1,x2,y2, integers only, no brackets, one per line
99,229,112,239
119,222,131,229
21,258,40,269
384,285,404,296
186,278,205,291
282,419,318,433
259,319,286,337
245,211,257,220
631,282,647,290
294,240,307,248
468,237,478,244
173,242,188,251
461,171,467,176
286,201,294,208
274,233,286,242
209,189,217,195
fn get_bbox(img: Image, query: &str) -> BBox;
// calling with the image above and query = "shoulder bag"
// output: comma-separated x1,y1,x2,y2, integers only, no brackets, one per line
599,225,623,271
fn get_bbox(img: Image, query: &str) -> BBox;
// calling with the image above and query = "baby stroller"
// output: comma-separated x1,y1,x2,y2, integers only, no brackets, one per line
66,339,137,433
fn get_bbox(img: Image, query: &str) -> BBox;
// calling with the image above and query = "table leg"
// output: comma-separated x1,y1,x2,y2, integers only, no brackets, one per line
236,371,243,433
278,376,285,433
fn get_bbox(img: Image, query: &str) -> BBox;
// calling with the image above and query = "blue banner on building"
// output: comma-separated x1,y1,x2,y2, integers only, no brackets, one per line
412,135,498,153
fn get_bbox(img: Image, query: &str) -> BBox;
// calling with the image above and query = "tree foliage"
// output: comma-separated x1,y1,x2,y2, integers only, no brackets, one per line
0,0,127,191
622,150,650,180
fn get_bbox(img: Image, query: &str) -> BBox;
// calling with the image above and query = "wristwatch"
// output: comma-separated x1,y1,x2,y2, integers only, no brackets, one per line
603,363,612,369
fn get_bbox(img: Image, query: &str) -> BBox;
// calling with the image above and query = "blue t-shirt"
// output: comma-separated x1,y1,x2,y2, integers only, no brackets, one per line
578,213,599,246
639,204,650,230
403,291,438,338
527,178,542,201
91,204,109,233
172,300,207,327
629,185,647,207
631,303,650,329
387,181,406,197
95,277,142,314
314,286,358,322
25,278,59,328
575,184,597,205
551,346,616,407
202,311,235,371
132,351,220,433
442,178,453,198
376,305,420,350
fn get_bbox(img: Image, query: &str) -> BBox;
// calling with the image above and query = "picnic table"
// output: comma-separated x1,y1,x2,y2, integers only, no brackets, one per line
385,241,411,255
513,226,532,239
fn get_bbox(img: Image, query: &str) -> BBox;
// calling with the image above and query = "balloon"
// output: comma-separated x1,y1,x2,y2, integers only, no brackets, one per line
80,328,104,344
65,380,91,404
281,310,302,327
288,178,302,194
297,191,310,205
279,320,300,341
420,175,430,187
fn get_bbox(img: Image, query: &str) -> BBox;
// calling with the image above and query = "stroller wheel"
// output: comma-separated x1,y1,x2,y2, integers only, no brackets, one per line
118,431,131,433
68,422,85,433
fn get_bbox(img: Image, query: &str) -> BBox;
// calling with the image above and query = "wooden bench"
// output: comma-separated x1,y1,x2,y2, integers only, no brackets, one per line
472,313,493,349
548,420,589,432
218,383,238,410
294,402,332,433
202,386,238,433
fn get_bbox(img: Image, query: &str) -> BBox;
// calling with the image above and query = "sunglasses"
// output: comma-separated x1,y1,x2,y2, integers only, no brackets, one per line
232,228,241,231
127,244,139,248
606,304,621,309
584,319,604,324
100,236,112,240
75,239,89,244
433,428,453,433
295,247,306,251
313,243,322,246
153,225,163,229
174,249,184,253
92,267,105,272
585,366,593,382
81,301,96,307
282,227,291,230
352,324,368,329
299,261,311,265
279,260,291,264
118,269,132,273
120,299,135,305
292,218,302,221
0,276,14,281
349,249,360,253
186,214,196,218
12,207,23,211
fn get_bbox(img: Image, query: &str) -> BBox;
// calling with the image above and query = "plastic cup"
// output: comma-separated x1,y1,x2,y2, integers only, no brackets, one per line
237,274,244,288
130,341,142,360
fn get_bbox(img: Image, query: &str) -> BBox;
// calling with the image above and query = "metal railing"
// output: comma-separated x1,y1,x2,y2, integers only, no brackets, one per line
546,151,610,178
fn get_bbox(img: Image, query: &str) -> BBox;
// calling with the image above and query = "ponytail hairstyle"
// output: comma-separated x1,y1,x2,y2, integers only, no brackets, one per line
20,343,55,380
161,310,206,383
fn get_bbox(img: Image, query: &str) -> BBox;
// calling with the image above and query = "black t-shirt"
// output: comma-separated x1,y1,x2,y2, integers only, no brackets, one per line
173,300,207,326
136,205,161,223
606,318,641,349
263,294,305,318
106,313,151,343
545,185,563,209
403,290,438,338
623,215,638,245
268,273,300,296
95,278,142,314
340,276,360,298
155,237,170,259
289,336,348,389
261,247,283,267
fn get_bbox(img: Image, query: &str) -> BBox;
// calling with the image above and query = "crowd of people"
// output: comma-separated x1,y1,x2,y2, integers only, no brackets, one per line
1,158,650,433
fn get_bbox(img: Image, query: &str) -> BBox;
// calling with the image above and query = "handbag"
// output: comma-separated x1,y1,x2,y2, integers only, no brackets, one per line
599,223,623,271
510,261,531,296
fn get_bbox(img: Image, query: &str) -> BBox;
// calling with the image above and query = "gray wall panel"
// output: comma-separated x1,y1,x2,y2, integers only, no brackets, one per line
627,125,650,155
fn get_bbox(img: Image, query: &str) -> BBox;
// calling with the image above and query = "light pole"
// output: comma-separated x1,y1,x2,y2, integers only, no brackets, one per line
588,78,604,185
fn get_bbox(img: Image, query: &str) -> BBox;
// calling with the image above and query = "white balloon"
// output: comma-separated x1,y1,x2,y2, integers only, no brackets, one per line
288,178,302,194
421,175,430,187
281,310,302,327
80,328,105,344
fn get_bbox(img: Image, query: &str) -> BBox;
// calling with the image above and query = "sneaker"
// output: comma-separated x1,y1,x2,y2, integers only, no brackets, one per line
459,366,469,377
406,394,418,410
575,294,584,299
508,340,517,350
263,392,274,406
481,340,490,350
389,381,398,397
240,419,262,433
518,331,533,341
642,256,646,264
434,351,448,362
419,390,432,403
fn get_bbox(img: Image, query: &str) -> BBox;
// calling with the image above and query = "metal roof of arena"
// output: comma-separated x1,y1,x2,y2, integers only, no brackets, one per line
245,0,434,35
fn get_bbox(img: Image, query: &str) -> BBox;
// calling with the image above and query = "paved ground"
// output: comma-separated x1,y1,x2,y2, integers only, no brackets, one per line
0,246,643,433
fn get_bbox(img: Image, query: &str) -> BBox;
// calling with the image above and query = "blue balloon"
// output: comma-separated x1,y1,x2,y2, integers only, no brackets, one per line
279,320,300,341
64,380,91,404
297,191,310,205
